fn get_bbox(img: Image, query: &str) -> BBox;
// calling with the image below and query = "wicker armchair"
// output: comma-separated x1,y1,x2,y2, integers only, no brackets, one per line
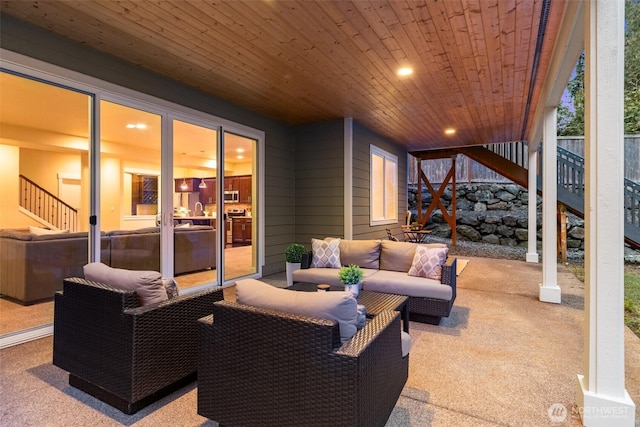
197,300,408,427
53,277,224,414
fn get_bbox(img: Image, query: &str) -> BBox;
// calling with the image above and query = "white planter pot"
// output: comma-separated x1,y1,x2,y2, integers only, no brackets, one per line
285,262,301,286
344,282,361,298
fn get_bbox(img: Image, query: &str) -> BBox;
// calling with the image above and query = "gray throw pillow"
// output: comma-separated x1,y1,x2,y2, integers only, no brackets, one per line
83,262,168,306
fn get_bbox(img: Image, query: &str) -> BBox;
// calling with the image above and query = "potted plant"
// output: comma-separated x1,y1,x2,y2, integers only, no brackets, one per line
285,243,306,286
338,264,364,297
411,221,421,231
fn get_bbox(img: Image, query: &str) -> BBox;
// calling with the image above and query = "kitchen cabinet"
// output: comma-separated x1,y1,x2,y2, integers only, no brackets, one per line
174,178,201,193
234,176,252,203
199,178,216,204
232,218,252,244
132,175,158,215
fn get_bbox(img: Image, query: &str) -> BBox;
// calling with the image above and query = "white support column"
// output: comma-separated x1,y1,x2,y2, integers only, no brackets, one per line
539,107,561,303
526,148,539,263
577,1,636,425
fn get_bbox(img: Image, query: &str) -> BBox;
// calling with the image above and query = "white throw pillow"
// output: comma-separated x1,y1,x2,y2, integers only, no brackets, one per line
407,245,449,280
83,262,168,306
311,238,341,268
235,278,358,343
29,226,70,235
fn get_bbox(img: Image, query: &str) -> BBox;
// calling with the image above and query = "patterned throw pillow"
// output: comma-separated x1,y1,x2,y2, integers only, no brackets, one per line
311,238,341,268
407,245,449,280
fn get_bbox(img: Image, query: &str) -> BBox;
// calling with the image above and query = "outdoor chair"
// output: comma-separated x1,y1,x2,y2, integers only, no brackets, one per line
197,300,408,427
386,228,401,241
53,276,224,414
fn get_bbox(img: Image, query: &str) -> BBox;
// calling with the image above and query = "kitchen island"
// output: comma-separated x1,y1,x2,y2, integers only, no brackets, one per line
174,216,216,227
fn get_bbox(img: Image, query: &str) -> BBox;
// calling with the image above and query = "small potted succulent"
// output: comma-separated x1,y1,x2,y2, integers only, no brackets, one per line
338,264,364,297
411,221,421,231
285,243,306,286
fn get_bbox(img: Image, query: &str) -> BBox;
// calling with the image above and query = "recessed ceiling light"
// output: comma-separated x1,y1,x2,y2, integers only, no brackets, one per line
444,128,456,135
397,67,413,76
126,123,147,129
236,148,245,153
237,155,244,160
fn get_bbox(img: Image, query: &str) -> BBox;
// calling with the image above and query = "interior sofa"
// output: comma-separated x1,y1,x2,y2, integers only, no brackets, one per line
0,225,216,305
198,279,408,426
108,226,216,275
0,229,110,305
292,238,457,324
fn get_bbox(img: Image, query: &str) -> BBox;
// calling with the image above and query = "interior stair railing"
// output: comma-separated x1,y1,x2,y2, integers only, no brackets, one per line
19,175,78,232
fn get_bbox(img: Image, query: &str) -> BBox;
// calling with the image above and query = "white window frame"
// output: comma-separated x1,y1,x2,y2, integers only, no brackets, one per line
370,144,398,226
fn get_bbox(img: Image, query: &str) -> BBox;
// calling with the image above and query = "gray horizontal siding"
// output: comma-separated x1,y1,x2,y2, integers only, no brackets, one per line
294,120,345,245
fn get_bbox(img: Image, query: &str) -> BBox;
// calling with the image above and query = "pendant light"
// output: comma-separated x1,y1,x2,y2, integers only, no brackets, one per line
180,178,188,191
198,153,208,189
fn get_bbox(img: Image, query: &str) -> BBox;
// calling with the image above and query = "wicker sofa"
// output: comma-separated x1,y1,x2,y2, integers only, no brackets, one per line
0,226,216,305
53,276,224,414
292,239,457,324
197,299,408,427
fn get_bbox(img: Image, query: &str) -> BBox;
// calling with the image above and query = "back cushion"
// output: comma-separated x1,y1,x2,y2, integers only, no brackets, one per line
235,278,359,343
380,240,448,272
339,239,381,269
83,262,168,306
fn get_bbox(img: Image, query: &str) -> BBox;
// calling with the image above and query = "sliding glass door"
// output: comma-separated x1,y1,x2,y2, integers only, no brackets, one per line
98,100,162,274
172,119,219,289
223,131,257,281
0,71,91,338
0,62,263,348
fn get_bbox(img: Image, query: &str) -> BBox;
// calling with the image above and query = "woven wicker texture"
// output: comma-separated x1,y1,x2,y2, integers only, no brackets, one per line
53,277,224,413
198,301,408,427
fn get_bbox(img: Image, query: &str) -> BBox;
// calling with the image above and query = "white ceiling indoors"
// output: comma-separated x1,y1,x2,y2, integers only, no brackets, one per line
0,71,252,170
0,0,570,154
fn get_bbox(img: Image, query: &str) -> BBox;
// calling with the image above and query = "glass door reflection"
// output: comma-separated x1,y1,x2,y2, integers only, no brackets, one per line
223,131,257,281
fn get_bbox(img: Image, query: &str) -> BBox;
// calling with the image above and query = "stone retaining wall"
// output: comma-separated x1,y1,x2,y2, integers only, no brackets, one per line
408,182,585,248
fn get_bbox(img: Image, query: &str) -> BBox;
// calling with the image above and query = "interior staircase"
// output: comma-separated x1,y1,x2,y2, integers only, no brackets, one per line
19,175,78,232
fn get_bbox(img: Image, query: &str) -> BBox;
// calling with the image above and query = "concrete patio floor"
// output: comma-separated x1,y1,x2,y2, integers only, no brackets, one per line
387,255,640,426
0,256,638,426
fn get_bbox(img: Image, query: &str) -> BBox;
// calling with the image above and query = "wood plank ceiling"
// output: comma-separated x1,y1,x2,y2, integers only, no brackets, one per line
0,0,567,152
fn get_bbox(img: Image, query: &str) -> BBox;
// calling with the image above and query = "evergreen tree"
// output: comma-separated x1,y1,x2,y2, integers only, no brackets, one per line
557,0,639,135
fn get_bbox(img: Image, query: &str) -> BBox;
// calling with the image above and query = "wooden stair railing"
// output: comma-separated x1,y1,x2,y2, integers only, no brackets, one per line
19,175,78,232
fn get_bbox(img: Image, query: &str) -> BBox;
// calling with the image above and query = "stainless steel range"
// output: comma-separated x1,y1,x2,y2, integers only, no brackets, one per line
226,209,246,245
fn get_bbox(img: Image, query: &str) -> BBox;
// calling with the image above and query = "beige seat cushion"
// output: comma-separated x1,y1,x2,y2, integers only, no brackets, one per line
363,270,452,300
235,278,359,343
83,262,168,306
292,267,378,287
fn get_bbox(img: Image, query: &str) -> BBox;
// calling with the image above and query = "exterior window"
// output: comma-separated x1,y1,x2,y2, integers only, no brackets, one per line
370,145,397,225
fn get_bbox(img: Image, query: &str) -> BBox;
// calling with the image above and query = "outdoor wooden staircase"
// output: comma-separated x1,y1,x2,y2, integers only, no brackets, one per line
413,143,640,249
